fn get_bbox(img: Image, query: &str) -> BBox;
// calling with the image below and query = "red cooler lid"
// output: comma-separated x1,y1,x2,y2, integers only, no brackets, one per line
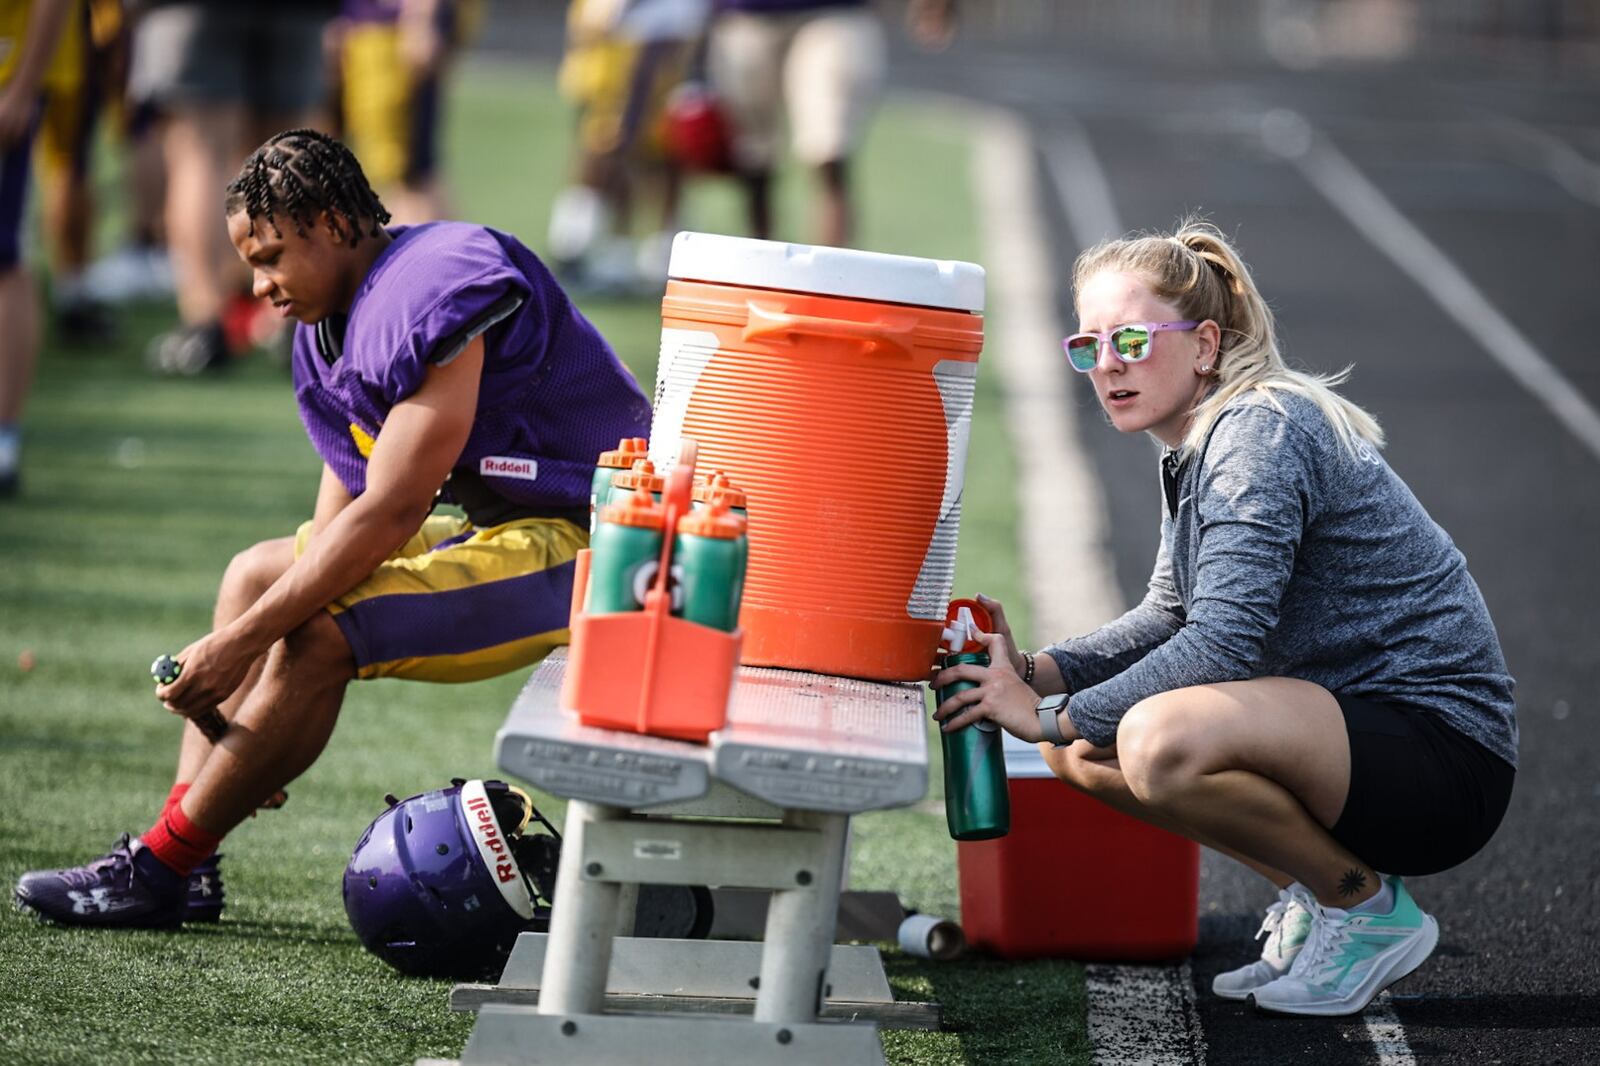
668,232,985,313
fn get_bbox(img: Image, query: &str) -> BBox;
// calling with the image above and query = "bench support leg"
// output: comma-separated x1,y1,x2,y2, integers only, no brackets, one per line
754,810,850,1024
539,800,625,1016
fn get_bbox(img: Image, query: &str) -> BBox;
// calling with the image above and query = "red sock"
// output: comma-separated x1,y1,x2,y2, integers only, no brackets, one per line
162,783,190,819
142,802,224,877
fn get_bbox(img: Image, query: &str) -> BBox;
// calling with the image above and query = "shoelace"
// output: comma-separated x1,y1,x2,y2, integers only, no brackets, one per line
59,835,135,891
1255,896,1289,949
1290,904,1352,981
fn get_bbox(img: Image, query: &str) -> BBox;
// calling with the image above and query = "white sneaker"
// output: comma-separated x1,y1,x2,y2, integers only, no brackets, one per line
83,245,175,304
1251,876,1439,1017
1212,884,1314,1000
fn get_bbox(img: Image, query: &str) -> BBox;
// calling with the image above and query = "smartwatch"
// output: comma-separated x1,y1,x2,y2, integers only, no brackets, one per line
1035,692,1070,746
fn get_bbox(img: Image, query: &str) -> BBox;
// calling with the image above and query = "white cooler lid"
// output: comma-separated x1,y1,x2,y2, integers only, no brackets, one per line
668,231,985,313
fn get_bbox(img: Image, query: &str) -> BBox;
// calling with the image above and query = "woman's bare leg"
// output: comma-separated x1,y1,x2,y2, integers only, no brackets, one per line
1047,677,1378,908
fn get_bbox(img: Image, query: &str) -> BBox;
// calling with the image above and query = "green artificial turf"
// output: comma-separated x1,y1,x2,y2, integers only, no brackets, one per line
0,62,1088,1065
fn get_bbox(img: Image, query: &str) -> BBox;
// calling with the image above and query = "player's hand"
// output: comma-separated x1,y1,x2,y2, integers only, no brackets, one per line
931,633,1042,741
973,593,1025,675
154,631,253,719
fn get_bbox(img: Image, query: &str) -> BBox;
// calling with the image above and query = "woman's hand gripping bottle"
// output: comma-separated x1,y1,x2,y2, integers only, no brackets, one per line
937,601,1011,841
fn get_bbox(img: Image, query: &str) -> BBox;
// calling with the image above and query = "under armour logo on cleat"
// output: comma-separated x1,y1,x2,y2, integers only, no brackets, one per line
68,888,134,915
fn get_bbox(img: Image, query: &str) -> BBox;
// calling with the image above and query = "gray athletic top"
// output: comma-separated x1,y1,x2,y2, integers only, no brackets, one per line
1044,388,1518,768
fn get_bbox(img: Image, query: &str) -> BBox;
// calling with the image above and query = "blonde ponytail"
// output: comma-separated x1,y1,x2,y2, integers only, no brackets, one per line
1072,218,1384,457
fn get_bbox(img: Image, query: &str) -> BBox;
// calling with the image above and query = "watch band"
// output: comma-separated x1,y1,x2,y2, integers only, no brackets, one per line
1037,697,1069,746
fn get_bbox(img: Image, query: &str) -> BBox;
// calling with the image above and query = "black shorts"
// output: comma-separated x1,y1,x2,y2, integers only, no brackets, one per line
1329,695,1515,876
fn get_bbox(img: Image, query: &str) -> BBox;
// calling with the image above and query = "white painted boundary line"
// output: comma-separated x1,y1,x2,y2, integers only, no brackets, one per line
1274,112,1600,465
1364,993,1419,1065
965,105,1125,642
1085,964,1208,1066
1043,115,1126,250
962,99,1203,1065
1494,117,1600,209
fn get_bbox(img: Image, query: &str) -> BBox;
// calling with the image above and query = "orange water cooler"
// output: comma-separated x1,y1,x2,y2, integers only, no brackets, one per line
957,733,1201,960
651,232,986,682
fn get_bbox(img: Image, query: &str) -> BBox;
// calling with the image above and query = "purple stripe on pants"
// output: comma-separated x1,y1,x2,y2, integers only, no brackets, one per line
333,560,576,670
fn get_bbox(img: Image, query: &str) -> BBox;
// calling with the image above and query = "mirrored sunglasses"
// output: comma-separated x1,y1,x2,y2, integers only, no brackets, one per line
1062,321,1200,372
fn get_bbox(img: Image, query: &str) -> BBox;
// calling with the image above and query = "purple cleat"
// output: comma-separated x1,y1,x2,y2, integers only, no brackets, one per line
186,853,225,923
14,834,187,928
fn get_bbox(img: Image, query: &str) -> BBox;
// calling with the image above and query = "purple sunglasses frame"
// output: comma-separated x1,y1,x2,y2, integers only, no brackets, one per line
1062,320,1201,372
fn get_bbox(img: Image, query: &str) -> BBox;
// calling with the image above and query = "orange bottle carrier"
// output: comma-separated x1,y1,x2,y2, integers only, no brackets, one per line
563,438,742,743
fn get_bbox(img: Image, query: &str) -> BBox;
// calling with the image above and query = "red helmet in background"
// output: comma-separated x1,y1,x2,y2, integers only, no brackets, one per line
662,81,736,173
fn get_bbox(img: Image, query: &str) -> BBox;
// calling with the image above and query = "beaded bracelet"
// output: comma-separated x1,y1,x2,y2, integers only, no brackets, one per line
1021,650,1036,686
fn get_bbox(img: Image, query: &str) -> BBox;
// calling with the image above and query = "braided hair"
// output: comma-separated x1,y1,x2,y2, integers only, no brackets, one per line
224,129,391,247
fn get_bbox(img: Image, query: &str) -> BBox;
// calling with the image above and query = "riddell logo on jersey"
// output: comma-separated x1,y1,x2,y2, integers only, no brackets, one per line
480,456,538,481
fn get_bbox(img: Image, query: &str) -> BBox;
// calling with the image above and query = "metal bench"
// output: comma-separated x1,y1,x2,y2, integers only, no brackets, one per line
445,650,931,1066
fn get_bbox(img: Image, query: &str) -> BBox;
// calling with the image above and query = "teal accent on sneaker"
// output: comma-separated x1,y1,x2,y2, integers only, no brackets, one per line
1250,877,1438,1017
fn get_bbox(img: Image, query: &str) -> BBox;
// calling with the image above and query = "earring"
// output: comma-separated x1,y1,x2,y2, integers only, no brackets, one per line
1199,365,1213,374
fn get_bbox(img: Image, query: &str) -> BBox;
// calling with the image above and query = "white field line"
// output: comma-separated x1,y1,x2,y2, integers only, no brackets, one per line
965,99,1200,1064
1276,114,1600,465
1043,115,1126,249
1364,992,1419,1065
1085,963,1208,1066
961,102,1125,642
1493,117,1600,208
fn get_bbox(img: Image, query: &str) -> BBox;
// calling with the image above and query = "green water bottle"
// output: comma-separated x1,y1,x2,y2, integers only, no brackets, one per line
936,605,1010,841
590,436,648,533
691,472,749,575
588,486,666,613
673,501,746,631
608,458,665,509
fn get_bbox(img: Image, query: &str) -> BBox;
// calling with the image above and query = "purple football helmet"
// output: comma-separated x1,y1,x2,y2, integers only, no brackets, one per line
343,778,560,979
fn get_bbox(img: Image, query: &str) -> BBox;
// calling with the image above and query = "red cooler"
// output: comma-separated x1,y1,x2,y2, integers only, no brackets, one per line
957,733,1200,960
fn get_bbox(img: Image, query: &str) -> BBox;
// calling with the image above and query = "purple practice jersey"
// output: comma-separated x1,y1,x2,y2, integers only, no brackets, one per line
292,222,652,522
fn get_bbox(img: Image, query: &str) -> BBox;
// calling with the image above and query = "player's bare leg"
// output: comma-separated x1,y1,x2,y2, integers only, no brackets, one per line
816,159,850,248
174,537,296,782
0,265,40,495
182,610,356,833
164,104,246,328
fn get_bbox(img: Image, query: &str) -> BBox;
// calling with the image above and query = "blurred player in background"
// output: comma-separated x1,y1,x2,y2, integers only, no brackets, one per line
13,129,653,928
707,0,954,247
328,0,481,225
548,0,710,292
81,0,176,308
0,0,77,497
131,1,336,375
33,0,119,344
